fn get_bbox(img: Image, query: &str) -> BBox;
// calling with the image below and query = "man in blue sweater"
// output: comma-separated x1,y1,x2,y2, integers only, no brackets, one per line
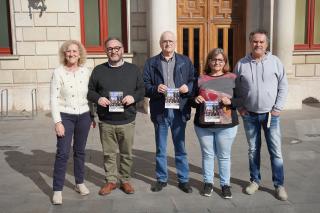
143,31,196,193
234,29,288,201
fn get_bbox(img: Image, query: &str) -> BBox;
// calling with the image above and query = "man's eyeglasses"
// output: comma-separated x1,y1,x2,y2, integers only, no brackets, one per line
161,40,174,45
210,58,225,63
106,46,122,53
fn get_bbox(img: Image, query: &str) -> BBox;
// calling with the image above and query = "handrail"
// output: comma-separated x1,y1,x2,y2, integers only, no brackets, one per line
31,88,38,118
1,89,9,118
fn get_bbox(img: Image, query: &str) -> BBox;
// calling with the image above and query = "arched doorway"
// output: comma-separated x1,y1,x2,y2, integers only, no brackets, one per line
177,0,246,74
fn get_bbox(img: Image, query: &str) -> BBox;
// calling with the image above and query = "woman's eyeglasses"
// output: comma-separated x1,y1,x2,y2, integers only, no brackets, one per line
210,58,225,63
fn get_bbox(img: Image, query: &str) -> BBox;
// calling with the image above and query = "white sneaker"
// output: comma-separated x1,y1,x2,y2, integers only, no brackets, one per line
52,191,62,205
245,181,259,195
275,186,288,201
75,183,90,195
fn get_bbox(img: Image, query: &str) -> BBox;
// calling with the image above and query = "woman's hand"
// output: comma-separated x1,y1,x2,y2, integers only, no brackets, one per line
221,96,231,105
55,122,65,137
195,95,205,104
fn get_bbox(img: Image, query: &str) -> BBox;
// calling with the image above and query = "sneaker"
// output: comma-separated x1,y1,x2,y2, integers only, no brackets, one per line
151,181,167,192
221,185,232,199
275,186,288,201
75,183,90,196
202,183,213,197
245,181,259,195
52,191,62,205
178,182,193,193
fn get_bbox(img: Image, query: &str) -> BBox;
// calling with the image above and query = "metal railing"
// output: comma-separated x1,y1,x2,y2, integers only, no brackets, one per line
0,88,38,120
31,88,38,118
1,89,8,118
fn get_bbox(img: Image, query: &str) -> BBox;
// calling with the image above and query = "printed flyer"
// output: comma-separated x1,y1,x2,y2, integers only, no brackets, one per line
109,91,124,112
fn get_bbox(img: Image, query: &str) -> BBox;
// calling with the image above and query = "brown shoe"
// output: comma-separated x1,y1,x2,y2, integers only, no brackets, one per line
98,182,117,196
120,182,135,194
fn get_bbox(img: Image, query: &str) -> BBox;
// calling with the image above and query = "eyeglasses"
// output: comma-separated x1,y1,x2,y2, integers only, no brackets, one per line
210,58,225,63
161,40,174,45
106,46,122,53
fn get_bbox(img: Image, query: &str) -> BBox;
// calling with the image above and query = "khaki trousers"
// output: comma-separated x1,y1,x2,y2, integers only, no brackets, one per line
99,121,135,183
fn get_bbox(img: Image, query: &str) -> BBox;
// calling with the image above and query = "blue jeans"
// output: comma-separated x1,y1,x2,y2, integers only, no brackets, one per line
242,112,284,187
53,112,91,191
195,125,238,186
153,109,189,183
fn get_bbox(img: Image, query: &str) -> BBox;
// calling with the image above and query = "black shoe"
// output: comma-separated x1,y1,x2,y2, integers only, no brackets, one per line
151,181,167,192
178,182,192,193
221,185,232,199
202,183,213,197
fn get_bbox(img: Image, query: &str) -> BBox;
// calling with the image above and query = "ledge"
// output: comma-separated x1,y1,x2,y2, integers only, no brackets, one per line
87,53,134,59
0,55,20,60
293,51,320,55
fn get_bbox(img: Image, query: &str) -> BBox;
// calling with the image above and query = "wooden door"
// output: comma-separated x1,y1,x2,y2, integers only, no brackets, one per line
177,24,206,73
209,24,242,69
177,0,246,75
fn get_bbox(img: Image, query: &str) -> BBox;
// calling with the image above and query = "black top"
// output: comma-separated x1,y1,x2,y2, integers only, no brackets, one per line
193,73,239,128
87,62,145,125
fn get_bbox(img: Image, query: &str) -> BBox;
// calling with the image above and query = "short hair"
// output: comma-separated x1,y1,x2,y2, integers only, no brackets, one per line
159,31,176,43
203,48,230,74
104,37,123,48
249,29,270,43
59,40,86,66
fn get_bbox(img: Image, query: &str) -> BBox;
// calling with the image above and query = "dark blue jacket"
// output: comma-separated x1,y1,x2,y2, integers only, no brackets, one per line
143,53,196,122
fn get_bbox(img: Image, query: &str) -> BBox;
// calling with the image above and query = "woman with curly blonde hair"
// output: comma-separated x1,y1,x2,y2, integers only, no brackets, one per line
51,40,93,205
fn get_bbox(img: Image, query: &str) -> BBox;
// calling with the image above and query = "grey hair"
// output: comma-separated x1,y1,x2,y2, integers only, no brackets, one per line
249,29,270,44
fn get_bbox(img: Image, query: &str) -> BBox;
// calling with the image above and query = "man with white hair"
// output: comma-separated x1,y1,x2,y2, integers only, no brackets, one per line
143,31,196,193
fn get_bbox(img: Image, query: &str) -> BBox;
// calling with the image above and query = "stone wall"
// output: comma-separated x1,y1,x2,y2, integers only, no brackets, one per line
0,0,79,111
130,0,148,70
289,53,320,105
0,0,137,111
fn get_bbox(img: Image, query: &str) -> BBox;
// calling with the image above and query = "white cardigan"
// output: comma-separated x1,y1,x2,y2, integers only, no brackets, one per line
50,66,91,123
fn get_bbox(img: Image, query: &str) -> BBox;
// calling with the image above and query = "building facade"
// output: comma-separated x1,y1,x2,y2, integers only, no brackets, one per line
0,0,319,111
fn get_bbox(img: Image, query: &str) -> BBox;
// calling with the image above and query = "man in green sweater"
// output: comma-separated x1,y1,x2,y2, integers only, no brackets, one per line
87,38,145,196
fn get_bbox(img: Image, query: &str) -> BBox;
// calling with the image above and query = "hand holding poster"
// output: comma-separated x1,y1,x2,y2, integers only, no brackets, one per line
165,88,180,109
109,91,124,112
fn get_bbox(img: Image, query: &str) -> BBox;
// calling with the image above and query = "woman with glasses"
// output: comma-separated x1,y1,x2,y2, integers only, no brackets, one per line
50,40,93,205
193,48,239,198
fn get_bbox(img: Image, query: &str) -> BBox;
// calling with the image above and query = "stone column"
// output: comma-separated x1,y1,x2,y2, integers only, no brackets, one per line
144,0,177,113
148,0,177,56
245,0,261,53
273,0,296,75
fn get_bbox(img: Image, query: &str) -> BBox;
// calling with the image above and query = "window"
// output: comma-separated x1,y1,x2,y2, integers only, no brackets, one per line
0,0,12,54
80,0,127,53
294,0,320,50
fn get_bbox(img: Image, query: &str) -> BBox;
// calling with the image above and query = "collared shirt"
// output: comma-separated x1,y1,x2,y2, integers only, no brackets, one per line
108,59,124,68
160,53,175,88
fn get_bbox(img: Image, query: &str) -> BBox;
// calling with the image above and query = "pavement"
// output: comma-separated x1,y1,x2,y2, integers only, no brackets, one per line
0,103,320,213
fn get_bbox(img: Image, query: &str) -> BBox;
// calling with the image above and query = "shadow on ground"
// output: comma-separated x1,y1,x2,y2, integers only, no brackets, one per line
4,148,273,199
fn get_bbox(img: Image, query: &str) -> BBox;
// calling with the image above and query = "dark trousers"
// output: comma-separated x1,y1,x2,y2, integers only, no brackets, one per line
53,112,91,191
